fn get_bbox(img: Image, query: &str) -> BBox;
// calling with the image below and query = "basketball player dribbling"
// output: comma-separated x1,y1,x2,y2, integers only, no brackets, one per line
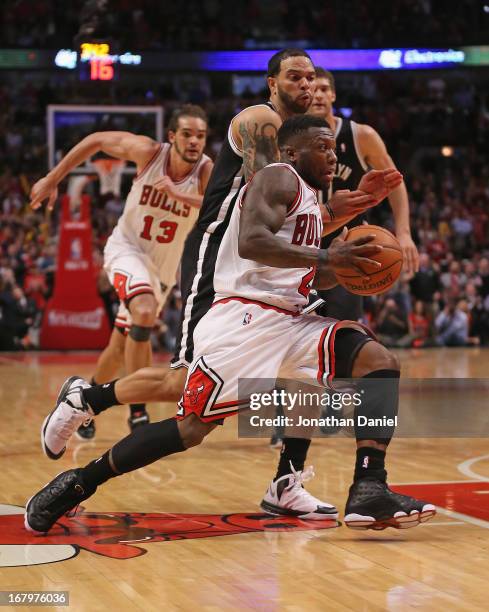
266,67,420,468
25,115,435,532
37,49,402,518
29,105,212,443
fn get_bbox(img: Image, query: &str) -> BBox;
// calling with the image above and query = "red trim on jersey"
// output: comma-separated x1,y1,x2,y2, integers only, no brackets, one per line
176,399,248,423
286,174,302,217
317,320,377,387
128,282,153,291
212,297,300,316
134,144,163,181
125,288,155,301
317,327,329,386
198,158,213,194
326,322,339,386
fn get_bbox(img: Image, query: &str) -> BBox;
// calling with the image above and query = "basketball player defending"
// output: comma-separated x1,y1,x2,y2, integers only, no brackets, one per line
25,115,435,532
29,105,213,442
36,49,401,518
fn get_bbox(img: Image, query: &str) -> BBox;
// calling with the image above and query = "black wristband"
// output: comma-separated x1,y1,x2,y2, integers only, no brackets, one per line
325,201,335,221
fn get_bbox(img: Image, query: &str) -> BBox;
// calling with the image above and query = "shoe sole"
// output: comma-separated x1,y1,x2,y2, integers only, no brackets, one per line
344,506,437,530
41,376,83,460
260,499,339,521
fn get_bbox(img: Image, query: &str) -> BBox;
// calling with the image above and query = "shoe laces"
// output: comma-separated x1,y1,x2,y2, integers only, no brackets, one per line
56,402,91,440
289,461,315,487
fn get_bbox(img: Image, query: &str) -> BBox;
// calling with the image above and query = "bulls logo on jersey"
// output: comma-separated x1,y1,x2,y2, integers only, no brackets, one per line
186,383,205,405
178,357,224,419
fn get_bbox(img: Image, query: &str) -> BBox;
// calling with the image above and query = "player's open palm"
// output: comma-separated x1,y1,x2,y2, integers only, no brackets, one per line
30,176,58,211
327,227,382,276
358,168,403,203
327,189,377,222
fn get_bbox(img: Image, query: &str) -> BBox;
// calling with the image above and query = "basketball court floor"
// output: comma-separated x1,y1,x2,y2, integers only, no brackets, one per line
1,347,488,610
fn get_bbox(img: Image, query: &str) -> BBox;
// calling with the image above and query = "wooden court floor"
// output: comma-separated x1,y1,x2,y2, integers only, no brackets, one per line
0,348,488,611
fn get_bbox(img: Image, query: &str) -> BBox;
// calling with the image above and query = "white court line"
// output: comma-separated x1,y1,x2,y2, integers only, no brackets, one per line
457,454,489,481
393,479,483,485
434,507,489,529
421,521,464,526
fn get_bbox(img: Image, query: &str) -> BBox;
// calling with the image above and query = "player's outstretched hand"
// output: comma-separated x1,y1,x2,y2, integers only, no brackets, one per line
326,189,377,222
327,226,383,277
154,175,178,199
358,168,403,203
30,176,58,211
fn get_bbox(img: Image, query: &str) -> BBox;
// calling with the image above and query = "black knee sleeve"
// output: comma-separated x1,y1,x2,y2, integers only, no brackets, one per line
334,328,373,378
129,324,152,341
354,369,400,445
111,417,185,473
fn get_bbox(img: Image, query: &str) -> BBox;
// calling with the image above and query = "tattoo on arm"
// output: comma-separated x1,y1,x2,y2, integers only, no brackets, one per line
239,121,279,181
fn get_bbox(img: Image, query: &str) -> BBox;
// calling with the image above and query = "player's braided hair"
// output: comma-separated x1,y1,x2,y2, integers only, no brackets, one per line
168,104,208,132
277,115,330,148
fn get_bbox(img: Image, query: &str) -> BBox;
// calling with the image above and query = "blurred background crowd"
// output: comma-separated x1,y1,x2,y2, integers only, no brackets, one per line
1,0,487,50
0,0,488,351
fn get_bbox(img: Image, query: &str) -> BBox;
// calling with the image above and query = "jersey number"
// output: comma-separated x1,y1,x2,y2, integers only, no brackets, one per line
298,267,316,298
140,215,178,243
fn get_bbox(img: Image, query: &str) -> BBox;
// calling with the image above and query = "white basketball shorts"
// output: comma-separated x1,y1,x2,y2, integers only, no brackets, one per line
104,232,171,333
177,297,372,423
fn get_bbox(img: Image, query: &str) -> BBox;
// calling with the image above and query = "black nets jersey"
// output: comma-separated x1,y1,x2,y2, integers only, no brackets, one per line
322,117,368,247
196,102,277,240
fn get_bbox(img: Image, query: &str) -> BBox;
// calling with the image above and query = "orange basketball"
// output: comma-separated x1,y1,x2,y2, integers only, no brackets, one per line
334,224,403,296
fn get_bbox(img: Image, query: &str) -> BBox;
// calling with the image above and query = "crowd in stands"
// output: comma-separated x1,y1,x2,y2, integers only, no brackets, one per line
1,0,487,50
0,67,488,351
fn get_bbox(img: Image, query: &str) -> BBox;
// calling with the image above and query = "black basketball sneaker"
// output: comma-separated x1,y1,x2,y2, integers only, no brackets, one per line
25,469,96,534
344,478,436,530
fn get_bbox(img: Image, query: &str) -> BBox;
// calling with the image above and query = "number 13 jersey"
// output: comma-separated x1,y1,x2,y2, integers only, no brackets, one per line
109,142,212,283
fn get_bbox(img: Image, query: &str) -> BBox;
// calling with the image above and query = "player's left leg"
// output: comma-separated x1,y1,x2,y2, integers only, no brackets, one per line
26,412,216,534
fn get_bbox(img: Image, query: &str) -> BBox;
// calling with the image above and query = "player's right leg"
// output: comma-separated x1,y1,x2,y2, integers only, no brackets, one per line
124,291,159,429
26,412,216,533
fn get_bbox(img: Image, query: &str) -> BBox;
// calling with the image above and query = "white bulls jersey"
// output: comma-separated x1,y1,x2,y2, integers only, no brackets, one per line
214,163,323,312
109,143,211,283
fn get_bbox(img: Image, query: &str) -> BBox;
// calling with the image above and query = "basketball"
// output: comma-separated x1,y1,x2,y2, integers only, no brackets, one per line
334,225,403,296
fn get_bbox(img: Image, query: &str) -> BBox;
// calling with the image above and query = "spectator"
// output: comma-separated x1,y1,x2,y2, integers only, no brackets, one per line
376,297,408,347
409,253,440,306
398,300,431,348
435,299,469,347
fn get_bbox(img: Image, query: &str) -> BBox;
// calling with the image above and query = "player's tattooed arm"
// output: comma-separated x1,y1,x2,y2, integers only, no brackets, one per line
238,121,280,181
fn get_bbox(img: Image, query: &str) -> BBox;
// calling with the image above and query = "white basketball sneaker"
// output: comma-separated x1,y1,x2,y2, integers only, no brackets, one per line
41,376,93,460
260,463,339,520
